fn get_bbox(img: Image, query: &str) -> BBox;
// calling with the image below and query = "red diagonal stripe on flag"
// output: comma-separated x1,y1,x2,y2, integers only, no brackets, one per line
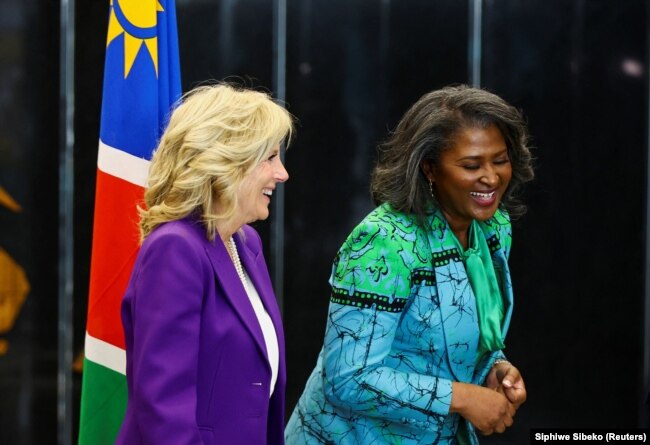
87,169,144,349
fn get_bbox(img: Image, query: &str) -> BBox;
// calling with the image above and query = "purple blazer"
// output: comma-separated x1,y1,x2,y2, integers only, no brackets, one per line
116,217,286,444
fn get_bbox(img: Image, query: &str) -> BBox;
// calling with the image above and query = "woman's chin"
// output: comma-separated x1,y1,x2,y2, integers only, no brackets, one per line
472,206,500,221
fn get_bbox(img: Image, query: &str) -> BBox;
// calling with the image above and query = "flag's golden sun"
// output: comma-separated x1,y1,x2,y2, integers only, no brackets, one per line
106,0,164,78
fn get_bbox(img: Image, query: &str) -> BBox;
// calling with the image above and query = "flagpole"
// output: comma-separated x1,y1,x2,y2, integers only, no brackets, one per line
57,0,75,442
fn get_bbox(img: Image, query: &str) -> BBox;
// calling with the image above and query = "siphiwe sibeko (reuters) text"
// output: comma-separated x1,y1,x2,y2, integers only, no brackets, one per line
530,429,648,444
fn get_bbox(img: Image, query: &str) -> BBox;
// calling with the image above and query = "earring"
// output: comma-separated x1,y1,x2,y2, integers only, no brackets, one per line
428,179,434,199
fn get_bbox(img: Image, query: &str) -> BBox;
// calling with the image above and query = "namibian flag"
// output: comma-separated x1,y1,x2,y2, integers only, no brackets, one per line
78,0,181,442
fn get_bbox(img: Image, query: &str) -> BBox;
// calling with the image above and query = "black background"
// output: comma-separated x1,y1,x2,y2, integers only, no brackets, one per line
0,0,647,443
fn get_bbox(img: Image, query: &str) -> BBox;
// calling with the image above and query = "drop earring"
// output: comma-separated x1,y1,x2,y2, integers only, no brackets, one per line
428,178,434,199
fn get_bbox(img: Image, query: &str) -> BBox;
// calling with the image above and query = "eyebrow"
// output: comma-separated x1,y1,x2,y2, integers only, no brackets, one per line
457,149,508,161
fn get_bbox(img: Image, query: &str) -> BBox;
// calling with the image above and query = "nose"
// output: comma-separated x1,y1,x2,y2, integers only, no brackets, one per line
274,157,289,183
480,167,499,186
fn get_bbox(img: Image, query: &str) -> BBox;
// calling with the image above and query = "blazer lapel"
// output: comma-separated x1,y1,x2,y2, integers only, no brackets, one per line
425,211,479,383
204,234,269,363
234,231,285,355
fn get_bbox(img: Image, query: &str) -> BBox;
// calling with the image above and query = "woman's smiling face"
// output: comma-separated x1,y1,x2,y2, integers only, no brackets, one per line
423,124,512,235
235,145,289,226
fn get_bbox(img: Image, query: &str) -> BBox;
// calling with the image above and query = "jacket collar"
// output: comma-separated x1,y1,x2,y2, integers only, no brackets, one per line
203,228,271,367
423,208,513,382
235,227,285,356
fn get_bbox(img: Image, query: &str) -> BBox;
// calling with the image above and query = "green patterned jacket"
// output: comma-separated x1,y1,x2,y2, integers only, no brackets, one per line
286,203,514,445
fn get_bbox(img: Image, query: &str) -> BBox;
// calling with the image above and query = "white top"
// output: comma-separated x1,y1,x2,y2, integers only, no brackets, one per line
242,269,279,397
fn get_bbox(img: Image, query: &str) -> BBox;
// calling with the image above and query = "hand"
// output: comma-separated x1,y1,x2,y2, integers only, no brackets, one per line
486,361,527,408
451,382,516,435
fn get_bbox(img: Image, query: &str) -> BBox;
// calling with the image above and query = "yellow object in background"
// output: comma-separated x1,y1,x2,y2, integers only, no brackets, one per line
0,186,21,213
0,248,29,348
0,186,29,355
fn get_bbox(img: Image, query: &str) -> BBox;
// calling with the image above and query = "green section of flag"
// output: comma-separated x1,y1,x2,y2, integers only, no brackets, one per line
78,358,127,445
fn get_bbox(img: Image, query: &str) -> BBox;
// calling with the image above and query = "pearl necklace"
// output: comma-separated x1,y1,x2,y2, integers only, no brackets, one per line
227,236,248,293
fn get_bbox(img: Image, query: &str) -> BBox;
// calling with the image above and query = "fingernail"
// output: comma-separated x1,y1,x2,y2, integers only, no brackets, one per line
503,379,512,387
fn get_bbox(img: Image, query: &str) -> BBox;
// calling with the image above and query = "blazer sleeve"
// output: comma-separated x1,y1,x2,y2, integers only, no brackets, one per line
125,231,208,443
321,218,453,426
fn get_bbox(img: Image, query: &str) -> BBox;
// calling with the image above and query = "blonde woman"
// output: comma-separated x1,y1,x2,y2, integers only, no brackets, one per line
116,84,293,445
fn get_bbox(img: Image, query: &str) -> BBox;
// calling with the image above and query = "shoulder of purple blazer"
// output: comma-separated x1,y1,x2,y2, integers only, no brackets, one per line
139,219,214,259
136,220,217,282
147,218,207,241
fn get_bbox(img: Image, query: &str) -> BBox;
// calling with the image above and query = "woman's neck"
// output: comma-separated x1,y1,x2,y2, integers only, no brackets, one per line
454,229,469,250
441,210,471,250
214,219,240,244
212,202,243,244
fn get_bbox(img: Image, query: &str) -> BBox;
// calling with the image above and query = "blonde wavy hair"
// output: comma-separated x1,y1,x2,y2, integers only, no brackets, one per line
139,83,294,242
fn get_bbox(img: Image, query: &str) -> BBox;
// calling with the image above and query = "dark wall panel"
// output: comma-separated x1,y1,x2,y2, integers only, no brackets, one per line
283,0,470,415
0,0,59,443
177,0,273,91
73,2,107,439
481,0,648,440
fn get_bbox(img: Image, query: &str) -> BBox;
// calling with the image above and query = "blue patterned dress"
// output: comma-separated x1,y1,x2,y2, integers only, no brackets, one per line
285,203,514,445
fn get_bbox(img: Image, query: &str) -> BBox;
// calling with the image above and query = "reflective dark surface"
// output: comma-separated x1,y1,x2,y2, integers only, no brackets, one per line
0,0,647,443
481,1,648,440
0,0,60,443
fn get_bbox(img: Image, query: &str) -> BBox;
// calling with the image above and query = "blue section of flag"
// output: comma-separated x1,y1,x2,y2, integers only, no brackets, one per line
99,0,181,161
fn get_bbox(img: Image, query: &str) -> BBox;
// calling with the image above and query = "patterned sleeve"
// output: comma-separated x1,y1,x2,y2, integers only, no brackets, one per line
321,216,453,425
